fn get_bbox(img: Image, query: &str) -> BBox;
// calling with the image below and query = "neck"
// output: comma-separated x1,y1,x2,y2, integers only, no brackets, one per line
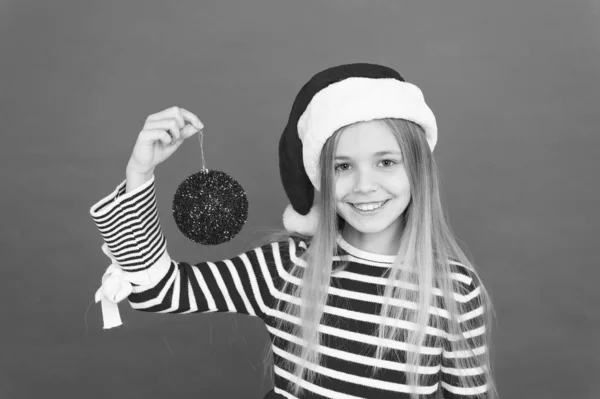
341,225,403,256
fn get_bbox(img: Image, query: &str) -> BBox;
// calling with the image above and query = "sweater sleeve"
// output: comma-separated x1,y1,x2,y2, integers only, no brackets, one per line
440,271,489,399
89,175,289,329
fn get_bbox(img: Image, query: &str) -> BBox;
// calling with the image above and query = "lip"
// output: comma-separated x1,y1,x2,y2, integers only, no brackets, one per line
350,200,389,205
350,199,389,215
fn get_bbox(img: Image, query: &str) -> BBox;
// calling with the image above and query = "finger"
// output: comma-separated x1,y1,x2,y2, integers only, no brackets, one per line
145,119,181,142
179,108,204,130
140,129,173,146
147,106,185,129
180,124,199,140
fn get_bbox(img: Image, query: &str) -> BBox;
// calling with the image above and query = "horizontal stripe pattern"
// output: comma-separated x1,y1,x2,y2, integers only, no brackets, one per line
90,175,488,398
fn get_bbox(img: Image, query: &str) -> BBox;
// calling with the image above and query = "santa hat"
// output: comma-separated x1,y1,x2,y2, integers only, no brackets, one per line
278,63,438,236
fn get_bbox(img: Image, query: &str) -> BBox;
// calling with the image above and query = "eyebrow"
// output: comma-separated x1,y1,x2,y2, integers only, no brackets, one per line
334,150,401,160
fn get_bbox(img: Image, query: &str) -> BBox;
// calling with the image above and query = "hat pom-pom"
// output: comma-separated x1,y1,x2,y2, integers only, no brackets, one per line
282,203,320,236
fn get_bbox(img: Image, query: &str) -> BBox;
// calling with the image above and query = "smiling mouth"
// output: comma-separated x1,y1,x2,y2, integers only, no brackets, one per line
350,200,389,211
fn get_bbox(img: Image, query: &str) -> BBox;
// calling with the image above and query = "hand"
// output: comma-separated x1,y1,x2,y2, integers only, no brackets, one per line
126,106,204,176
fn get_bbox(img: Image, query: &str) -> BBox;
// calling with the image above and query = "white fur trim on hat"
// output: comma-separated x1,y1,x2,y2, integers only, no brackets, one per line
297,77,437,191
282,203,321,236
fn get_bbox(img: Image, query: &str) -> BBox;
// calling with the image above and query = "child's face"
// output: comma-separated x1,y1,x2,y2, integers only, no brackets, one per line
334,120,410,238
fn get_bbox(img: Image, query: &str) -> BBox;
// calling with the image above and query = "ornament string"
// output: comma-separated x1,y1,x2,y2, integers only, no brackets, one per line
197,128,208,173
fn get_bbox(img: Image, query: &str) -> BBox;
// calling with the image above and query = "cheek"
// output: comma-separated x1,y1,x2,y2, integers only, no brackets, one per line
334,178,352,201
333,178,342,198
391,172,411,195
394,181,411,197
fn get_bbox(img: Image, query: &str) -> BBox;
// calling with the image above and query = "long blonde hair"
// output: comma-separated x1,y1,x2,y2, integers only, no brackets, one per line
248,118,499,399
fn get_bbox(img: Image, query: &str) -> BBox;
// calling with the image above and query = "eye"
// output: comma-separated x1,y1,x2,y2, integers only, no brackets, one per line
334,160,398,173
381,159,398,167
335,163,350,172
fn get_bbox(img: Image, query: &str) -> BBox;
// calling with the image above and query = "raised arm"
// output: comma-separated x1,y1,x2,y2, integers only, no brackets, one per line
89,106,296,329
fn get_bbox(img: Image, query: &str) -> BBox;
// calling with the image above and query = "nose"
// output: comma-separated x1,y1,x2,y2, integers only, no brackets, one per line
353,168,377,193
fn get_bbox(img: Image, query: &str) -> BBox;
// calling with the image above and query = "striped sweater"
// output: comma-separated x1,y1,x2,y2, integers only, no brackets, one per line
90,175,488,399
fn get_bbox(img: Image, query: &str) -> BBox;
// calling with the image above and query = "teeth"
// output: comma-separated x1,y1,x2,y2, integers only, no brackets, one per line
353,201,385,211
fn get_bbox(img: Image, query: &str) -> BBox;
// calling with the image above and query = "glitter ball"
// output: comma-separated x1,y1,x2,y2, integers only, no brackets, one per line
172,170,248,245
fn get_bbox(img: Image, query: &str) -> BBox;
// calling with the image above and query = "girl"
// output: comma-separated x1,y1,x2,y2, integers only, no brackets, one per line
91,63,498,399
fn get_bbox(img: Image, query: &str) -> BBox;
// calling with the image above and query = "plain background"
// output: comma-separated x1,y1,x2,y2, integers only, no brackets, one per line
2,0,599,398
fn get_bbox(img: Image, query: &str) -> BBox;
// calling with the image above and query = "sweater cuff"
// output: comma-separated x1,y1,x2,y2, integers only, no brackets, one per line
89,175,167,271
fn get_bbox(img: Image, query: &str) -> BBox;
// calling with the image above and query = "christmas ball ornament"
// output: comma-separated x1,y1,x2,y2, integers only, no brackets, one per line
172,127,248,245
